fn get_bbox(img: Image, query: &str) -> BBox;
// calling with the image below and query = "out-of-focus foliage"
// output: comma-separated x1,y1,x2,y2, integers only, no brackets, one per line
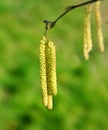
0,0,108,130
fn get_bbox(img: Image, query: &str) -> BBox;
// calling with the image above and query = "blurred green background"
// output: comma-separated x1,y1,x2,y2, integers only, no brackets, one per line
0,0,108,130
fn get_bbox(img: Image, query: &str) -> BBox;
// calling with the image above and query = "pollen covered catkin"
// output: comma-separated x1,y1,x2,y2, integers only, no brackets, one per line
45,41,57,95
84,4,92,60
45,42,53,95
40,35,57,110
48,41,57,95
40,36,48,107
95,1,104,52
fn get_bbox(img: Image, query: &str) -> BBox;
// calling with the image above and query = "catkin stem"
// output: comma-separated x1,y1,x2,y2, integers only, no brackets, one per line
95,1,104,52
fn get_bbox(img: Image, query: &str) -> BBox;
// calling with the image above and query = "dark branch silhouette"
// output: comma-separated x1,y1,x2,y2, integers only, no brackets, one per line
43,0,102,33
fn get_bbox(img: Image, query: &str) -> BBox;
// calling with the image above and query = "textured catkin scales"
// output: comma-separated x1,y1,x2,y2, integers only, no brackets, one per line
47,94,53,110
45,43,53,95
84,4,92,60
48,41,57,96
45,41,57,109
40,36,57,110
95,1,104,52
40,36,48,107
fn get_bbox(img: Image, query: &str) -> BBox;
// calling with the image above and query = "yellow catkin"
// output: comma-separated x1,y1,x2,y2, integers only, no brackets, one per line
45,41,57,96
47,94,53,110
40,36,48,107
95,1,104,52
83,42,89,60
45,43,53,95
40,35,57,109
48,41,57,95
84,4,92,60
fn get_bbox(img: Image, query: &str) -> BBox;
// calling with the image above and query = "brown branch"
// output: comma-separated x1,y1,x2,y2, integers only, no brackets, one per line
43,0,102,34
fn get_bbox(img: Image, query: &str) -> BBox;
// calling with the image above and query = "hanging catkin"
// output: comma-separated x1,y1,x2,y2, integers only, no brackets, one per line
40,35,57,110
48,41,57,96
40,36,48,107
95,1,104,52
84,4,92,60
45,42,53,95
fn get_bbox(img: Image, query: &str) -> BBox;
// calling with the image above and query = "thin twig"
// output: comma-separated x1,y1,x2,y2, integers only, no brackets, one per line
43,0,102,33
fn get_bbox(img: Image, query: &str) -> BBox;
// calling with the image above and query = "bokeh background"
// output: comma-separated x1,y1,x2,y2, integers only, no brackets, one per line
0,0,108,130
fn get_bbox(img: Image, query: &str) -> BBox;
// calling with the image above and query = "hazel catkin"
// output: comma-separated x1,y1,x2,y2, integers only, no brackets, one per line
47,41,57,96
40,36,48,107
95,1,104,52
83,4,92,60
40,35,57,109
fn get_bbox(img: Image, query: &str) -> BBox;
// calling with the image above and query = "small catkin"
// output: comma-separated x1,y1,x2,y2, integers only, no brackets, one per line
40,36,48,107
84,4,92,60
95,1,104,52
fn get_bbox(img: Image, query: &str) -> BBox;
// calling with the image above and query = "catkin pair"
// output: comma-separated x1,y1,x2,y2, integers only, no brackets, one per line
83,1,104,60
39,35,57,110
